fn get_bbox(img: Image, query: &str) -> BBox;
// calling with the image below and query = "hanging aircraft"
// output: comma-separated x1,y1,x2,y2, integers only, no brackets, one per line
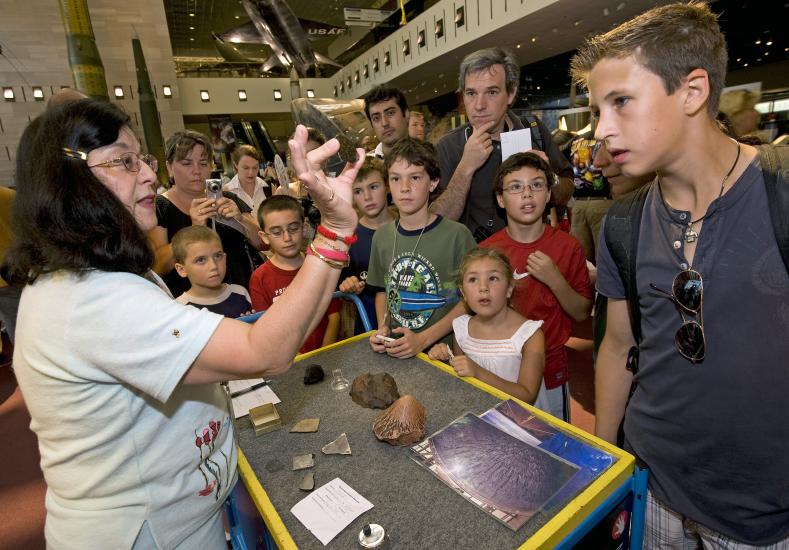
212,0,345,77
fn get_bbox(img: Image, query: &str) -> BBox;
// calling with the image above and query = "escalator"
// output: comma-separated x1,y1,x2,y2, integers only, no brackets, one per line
232,121,277,160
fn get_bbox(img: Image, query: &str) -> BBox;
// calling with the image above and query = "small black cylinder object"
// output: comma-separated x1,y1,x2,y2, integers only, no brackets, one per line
363,525,372,537
303,364,325,385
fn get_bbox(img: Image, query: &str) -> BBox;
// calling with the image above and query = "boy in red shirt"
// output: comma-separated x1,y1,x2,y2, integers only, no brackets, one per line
481,152,592,419
249,196,340,353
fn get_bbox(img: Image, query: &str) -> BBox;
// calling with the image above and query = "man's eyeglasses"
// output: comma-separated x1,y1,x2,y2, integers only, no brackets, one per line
650,269,705,362
502,180,548,194
63,148,158,173
265,222,303,238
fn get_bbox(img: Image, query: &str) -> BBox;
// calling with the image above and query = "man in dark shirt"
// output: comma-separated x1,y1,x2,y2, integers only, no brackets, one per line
573,3,788,547
362,85,410,160
431,47,573,241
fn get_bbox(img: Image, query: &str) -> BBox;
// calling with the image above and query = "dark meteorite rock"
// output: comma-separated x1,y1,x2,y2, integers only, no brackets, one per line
349,373,400,409
303,364,324,385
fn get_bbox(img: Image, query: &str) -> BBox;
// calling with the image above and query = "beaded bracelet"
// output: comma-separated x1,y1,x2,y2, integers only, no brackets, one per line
316,224,358,246
307,241,349,269
313,237,349,253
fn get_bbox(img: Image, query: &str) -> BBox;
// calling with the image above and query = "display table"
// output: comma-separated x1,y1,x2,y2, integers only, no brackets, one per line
228,334,646,549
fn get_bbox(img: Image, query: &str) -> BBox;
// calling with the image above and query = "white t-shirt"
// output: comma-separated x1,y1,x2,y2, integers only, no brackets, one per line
14,270,234,549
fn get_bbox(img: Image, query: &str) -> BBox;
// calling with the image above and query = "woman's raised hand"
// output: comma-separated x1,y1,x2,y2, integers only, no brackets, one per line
288,125,363,235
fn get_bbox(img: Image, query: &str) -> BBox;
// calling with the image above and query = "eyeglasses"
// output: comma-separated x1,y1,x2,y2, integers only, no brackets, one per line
649,269,705,362
63,148,158,173
265,221,303,238
501,180,548,194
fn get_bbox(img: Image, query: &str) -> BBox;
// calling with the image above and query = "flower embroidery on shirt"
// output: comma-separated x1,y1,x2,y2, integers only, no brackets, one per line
194,418,230,499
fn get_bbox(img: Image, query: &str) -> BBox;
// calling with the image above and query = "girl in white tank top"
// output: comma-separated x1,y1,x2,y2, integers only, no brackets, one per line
428,248,551,410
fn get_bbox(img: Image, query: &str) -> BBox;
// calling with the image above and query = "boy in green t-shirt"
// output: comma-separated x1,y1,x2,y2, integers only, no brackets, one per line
366,139,475,358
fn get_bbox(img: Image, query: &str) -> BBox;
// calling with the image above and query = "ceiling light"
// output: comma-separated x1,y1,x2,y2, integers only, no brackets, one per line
755,39,761,45
238,90,247,101
235,15,240,19
743,63,749,67
200,90,210,102
736,58,741,62
189,37,194,41
189,26,194,30
766,41,773,46
3,88,15,101
574,19,582,26
536,86,540,90
765,52,769,56
516,43,521,49
307,89,315,98
189,12,194,17
114,86,125,99
531,37,537,43
273,89,282,101
162,85,172,98
32,87,44,100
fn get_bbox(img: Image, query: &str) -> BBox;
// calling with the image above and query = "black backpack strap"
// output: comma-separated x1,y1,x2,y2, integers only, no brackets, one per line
757,144,789,274
520,115,545,152
603,182,652,345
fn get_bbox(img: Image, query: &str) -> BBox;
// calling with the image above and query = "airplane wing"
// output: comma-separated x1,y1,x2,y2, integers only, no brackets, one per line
216,21,265,44
314,52,342,68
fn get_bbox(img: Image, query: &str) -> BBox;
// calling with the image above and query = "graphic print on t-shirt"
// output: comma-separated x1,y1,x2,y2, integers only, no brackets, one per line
385,253,452,330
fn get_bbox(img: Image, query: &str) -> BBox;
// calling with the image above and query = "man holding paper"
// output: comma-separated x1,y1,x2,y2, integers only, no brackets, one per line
432,47,573,241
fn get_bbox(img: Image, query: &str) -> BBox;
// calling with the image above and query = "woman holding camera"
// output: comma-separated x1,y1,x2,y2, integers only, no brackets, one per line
149,130,263,297
4,99,362,548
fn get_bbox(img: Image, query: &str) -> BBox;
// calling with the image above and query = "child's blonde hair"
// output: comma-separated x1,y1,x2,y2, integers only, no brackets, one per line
172,226,222,264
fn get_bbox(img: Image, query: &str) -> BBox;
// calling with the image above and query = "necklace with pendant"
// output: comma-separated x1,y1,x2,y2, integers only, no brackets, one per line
386,217,429,324
660,140,741,244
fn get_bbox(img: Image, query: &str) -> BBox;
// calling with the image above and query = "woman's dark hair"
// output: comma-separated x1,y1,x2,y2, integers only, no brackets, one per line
1,99,154,284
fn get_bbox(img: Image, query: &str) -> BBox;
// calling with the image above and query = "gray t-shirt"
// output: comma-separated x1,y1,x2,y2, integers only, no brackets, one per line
597,159,789,545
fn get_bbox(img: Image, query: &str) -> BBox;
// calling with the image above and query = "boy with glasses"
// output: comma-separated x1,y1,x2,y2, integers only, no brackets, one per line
481,152,592,420
172,226,252,318
249,196,340,353
572,3,789,547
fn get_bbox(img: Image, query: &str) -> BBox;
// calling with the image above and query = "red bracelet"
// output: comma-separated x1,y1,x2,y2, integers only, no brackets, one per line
317,224,358,246
310,246,349,262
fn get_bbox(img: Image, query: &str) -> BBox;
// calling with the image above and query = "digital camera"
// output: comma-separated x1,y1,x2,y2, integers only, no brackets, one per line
205,179,223,201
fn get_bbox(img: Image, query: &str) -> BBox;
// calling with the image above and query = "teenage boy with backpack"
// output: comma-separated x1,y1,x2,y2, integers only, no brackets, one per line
571,2,788,547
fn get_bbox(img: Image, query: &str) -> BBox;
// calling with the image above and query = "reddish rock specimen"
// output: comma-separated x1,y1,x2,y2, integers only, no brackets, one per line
373,395,426,446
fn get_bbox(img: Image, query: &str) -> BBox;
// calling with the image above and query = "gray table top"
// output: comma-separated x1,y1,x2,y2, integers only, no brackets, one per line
235,337,596,549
